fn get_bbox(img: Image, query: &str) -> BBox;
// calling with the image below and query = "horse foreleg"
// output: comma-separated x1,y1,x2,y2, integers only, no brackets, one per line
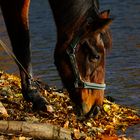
0,0,47,111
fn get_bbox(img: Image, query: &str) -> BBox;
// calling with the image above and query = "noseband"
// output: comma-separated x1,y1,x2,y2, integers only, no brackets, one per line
66,35,106,90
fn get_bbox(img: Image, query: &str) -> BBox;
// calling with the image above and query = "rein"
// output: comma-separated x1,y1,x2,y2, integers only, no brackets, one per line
0,40,45,90
66,35,106,90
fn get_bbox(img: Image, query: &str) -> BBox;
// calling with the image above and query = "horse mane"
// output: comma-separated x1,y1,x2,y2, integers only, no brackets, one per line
49,0,100,28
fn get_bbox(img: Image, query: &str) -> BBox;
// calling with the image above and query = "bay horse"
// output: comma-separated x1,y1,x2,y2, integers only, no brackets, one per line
0,0,112,118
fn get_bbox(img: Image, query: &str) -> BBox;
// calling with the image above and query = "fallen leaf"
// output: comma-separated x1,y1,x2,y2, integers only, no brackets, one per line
0,101,8,117
46,105,54,113
63,120,69,129
103,104,111,113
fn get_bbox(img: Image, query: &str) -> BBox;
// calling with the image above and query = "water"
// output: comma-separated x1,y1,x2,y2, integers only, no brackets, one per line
0,0,140,139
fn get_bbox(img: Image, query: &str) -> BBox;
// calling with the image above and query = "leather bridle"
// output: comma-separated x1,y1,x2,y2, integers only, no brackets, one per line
66,34,106,90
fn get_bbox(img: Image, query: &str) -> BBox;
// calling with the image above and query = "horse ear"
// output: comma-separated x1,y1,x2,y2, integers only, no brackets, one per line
100,10,110,19
95,18,113,33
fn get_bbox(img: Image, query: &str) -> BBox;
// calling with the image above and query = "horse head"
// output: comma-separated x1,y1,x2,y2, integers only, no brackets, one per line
53,7,112,118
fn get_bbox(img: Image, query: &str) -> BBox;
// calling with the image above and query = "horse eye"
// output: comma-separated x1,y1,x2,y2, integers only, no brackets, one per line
81,41,100,62
94,54,100,60
89,54,100,63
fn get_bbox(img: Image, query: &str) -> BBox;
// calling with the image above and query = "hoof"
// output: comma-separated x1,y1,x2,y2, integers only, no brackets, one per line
32,96,48,112
22,87,48,112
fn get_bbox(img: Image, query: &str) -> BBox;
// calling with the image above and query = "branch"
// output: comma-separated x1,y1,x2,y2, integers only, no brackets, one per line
0,121,72,140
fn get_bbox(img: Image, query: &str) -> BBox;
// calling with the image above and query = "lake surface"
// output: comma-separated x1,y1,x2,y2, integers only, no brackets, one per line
0,0,140,139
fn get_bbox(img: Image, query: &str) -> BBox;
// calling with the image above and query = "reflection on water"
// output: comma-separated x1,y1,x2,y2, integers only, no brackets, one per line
0,0,140,139
101,0,140,108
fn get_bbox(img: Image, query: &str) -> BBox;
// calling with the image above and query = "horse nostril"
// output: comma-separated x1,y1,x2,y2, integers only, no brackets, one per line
92,106,100,116
76,105,101,120
87,105,101,118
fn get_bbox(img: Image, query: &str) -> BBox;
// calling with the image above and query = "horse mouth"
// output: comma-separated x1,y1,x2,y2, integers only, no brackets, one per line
74,104,101,120
85,105,101,118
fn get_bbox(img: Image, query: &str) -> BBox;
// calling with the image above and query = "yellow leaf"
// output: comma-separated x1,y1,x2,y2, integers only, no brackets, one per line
86,122,92,127
103,104,111,112
0,102,9,117
73,129,81,139
63,120,69,129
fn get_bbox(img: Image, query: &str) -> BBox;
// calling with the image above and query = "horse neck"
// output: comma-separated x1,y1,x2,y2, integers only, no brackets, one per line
49,0,100,47
49,0,99,29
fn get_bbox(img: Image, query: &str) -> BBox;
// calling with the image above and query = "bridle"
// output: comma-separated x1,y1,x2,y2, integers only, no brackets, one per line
66,3,107,90
66,34,106,90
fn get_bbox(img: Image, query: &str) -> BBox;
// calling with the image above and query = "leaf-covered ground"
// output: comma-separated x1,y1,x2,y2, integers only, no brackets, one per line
0,70,140,140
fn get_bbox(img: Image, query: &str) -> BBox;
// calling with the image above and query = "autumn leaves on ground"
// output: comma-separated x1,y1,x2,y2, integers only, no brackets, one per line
0,70,139,140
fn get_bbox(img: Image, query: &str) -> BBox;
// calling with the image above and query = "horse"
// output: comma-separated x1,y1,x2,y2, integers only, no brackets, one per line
0,0,112,118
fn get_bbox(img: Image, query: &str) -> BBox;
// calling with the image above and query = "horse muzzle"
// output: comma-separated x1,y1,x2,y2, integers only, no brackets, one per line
75,104,101,120
71,88,104,120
